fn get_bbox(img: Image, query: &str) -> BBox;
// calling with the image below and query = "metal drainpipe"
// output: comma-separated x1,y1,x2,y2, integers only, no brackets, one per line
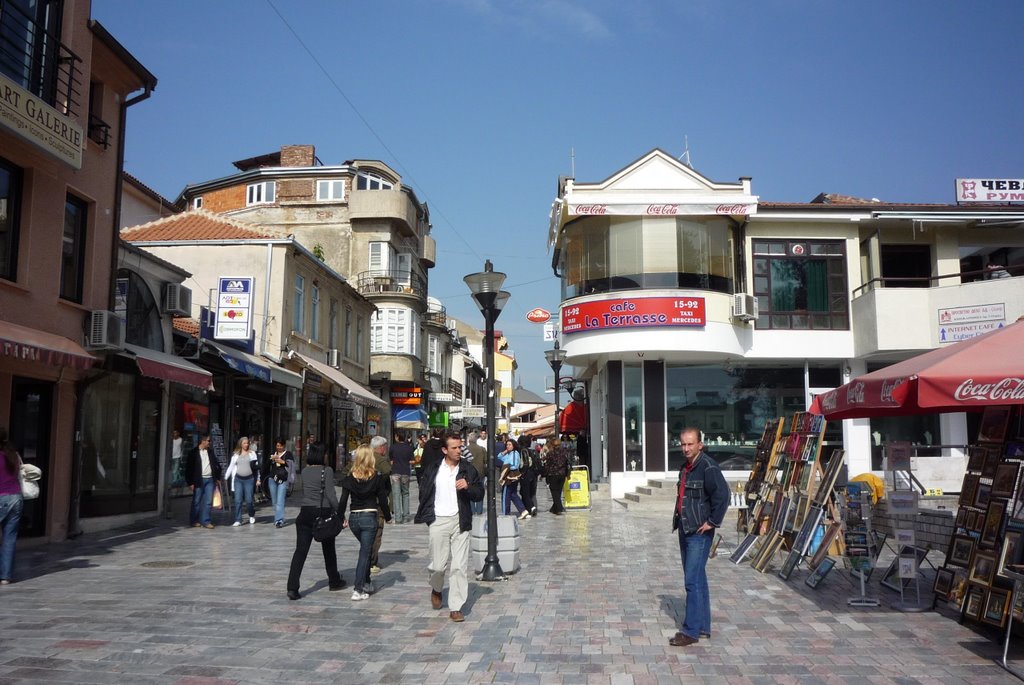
69,85,154,538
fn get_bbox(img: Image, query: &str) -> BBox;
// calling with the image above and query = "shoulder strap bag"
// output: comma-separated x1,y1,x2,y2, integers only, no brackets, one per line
311,466,343,541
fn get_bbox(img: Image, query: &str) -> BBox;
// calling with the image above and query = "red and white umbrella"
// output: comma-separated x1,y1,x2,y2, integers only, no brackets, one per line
809,318,1024,420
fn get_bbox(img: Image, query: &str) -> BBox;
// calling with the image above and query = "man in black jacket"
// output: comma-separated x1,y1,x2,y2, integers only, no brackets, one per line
669,427,729,647
414,432,484,622
184,435,223,529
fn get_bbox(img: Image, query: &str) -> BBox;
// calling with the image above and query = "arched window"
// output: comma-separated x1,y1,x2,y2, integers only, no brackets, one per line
117,269,163,350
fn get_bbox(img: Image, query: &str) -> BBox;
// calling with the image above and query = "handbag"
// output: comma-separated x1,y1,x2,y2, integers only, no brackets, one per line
499,465,521,485
19,462,42,500
312,466,343,542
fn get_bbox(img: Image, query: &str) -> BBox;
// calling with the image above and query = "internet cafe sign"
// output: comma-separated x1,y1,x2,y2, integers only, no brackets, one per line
0,73,83,169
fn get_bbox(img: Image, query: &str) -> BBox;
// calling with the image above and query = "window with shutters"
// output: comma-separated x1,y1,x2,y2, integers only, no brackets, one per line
370,307,419,355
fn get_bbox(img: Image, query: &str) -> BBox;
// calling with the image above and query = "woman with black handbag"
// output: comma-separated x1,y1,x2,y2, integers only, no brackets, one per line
265,439,294,528
285,445,346,600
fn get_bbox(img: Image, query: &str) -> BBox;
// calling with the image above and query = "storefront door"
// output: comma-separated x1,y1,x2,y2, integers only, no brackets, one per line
10,378,52,537
132,379,161,512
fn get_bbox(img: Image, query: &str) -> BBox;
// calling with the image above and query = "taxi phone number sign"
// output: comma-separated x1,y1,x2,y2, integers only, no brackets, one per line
561,297,706,334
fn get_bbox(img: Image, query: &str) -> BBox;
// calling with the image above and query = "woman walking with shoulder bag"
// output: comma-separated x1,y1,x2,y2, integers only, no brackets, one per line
339,444,391,600
497,438,528,520
285,445,346,600
0,428,24,584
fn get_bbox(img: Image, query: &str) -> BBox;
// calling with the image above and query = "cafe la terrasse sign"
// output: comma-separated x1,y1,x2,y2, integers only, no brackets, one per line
0,73,84,169
561,296,706,334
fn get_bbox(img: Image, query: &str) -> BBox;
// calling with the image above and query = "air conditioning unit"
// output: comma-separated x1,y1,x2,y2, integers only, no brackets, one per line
284,386,299,409
86,310,125,351
327,348,341,368
162,283,192,316
732,293,759,321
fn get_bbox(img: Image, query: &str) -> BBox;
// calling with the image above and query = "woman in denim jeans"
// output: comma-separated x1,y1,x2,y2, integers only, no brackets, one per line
0,428,24,585
339,444,392,600
265,439,294,527
225,437,260,526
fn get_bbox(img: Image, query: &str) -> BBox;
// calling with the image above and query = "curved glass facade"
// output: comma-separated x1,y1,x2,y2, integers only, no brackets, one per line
560,216,734,299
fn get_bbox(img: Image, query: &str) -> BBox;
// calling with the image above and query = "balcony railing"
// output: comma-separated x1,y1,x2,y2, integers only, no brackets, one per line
0,0,83,117
355,269,427,299
88,112,110,148
852,262,1021,297
424,305,447,327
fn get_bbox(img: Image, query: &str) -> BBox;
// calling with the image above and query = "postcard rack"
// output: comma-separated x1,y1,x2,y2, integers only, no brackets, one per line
932,405,1024,632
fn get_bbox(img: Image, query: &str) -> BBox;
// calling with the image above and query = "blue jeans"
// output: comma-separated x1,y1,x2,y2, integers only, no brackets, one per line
390,474,410,523
0,493,24,581
233,476,255,522
348,511,378,592
190,478,215,525
471,476,485,515
503,482,525,515
268,479,288,523
678,528,714,639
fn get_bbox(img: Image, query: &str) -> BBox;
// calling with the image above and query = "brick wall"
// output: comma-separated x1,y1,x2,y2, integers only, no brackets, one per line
281,145,315,167
871,496,958,554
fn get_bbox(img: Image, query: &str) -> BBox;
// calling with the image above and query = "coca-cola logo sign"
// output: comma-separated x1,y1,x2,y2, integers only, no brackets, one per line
846,381,865,405
574,204,607,215
880,377,904,403
715,204,750,215
954,377,1024,402
820,391,837,412
645,204,678,215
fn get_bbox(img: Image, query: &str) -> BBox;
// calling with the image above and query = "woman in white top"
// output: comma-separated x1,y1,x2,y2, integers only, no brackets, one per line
225,437,260,526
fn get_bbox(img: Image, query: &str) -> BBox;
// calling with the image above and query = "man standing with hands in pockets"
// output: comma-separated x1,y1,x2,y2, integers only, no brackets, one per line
670,427,729,646
414,432,484,622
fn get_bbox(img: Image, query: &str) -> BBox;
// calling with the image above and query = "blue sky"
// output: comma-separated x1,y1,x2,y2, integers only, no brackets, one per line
93,0,1024,395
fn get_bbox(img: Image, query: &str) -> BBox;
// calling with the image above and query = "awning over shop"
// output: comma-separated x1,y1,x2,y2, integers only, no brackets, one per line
290,351,387,409
126,344,212,391
203,340,273,383
269,364,303,389
394,407,429,430
1,319,97,370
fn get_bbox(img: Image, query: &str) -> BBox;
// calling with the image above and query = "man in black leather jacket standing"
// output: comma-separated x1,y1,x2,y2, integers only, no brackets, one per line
414,432,484,622
669,427,729,647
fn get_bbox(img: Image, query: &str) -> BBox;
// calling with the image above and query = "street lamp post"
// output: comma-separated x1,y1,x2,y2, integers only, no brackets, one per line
464,260,510,582
544,341,567,439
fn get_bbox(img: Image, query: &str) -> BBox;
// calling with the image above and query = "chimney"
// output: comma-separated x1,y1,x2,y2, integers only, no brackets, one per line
280,145,315,167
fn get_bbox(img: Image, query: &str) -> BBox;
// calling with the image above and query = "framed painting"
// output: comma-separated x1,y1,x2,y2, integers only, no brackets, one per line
973,481,991,510
991,462,1020,499
966,446,988,472
777,549,802,581
805,557,835,589
997,529,1023,579
811,522,842,570
964,586,985,619
729,533,759,564
947,534,975,567
880,545,928,592
980,499,1006,548
981,448,1003,480
932,566,955,599
1006,441,1024,459
983,587,1010,628
978,405,1012,443
1015,588,1024,623
955,507,967,529
959,473,979,507
968,550,996,587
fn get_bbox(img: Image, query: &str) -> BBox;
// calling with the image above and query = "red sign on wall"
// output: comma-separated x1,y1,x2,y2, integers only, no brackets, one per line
561,297,706,334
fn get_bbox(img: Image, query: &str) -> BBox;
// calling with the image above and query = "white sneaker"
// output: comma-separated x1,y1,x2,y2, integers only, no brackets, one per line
232,521,241,527
249,517,256,524
351,590,370,601
518,511,530,520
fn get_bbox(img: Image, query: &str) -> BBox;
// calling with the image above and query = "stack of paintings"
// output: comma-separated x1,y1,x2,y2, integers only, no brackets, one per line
933,405,1024,628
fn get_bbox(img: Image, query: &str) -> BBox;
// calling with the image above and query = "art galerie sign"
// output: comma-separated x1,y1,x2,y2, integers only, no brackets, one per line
215,277,253,340
0,73,83,169
561,296,706,334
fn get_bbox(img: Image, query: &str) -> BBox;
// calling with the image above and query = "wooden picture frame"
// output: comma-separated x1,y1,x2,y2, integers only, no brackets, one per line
982,448,1003,480
959,473,979,507
973,482,991,510
805,557,835,588
967,446,988,472
997,530,1022,579
777,549,802,580
955,507,967,529
933,566,955,599
947,534,975,567
965,510,979,532
991,462,1021,499
752,532,785,572
964,586,985,619
983,587,1010,628
980,499,1006,548
729,532,760,564
978,405,1012,443
810,522,842,569
968,550,996,587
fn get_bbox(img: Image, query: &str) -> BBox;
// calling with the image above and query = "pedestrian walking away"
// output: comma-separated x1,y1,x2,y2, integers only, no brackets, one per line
369,435,392,574
517,434,539,516
286,446,346,599
669,427,729,647
542,438,570,515
339,444,392,600
388,433,414,524
225,437,261,526
185,435,222,529
414,431,484,622
0,428,25,584
265,438,294,527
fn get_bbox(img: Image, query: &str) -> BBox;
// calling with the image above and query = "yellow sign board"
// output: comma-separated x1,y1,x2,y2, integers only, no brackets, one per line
563,466,591,509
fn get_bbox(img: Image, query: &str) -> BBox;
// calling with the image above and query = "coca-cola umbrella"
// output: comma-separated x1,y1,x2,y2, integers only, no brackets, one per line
809,318,1024,420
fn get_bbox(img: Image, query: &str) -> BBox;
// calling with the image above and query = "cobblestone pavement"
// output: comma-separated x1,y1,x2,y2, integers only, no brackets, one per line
0,482,1021,684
